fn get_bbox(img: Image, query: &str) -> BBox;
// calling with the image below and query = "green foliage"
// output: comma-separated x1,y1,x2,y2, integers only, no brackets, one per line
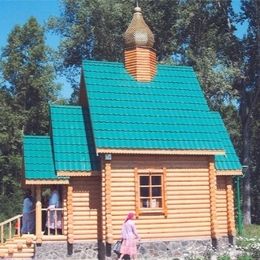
217,255,231,260
243,224,260,237
0,89,24,197
237,255,253,260
236,225,260,259
237,236,260,259
0,189,23,222
49,0,242,116
238,0,260,225
0,17,59,220
1,17,60,134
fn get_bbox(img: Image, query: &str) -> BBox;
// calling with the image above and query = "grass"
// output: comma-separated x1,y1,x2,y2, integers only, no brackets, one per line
236,224,260,260
242,224,260,238
188,225,260,260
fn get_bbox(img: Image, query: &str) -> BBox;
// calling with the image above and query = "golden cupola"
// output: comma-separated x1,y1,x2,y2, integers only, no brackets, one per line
123,6,156,82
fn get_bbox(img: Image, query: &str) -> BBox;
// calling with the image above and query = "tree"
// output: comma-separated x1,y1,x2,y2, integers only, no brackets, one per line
172,0,242,111
0,86,24,220
48,0,180,102
1,17,60,135
239,0,260,225
0,17,60,219
49,0,241,109
251,101,260,223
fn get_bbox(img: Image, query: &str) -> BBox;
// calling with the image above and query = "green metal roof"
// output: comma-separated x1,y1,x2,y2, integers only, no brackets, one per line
50,105,99,171
82,60,241,171
213,112,241,170
23,59,241,178
23,136,58,179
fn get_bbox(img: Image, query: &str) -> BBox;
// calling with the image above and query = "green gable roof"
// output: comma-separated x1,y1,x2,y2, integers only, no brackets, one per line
23,136,58,179
50,105,99,171
82,60,241,171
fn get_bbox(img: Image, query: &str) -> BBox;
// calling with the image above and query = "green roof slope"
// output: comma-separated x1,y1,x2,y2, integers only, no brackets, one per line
213,112,241,170
23,136,58,179
82,60,241,171
50,105,99,171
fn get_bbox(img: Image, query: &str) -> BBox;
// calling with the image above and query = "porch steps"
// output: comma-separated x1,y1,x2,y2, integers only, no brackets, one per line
42,235,66,242
0,235,35,259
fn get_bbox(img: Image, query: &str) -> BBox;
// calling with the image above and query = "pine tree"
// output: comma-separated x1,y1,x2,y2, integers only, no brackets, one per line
0,17,59,219
239,0,260,225
1,17,60,134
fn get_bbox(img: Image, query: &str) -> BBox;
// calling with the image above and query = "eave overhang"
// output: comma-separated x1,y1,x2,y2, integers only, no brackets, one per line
216,170,242,176
96,148,225,156
25,179,70,185
57,171,100,177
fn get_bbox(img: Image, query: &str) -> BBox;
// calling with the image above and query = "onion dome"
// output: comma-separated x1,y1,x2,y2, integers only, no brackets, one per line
124,6,154,49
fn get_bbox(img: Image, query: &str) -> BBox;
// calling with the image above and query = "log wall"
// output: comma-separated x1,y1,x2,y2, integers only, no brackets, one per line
70,177,102,241
216,176,235,236
66,155,235,242
109,155,214,240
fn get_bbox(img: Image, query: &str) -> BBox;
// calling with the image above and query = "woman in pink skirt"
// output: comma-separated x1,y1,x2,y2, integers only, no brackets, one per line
119,212,140,260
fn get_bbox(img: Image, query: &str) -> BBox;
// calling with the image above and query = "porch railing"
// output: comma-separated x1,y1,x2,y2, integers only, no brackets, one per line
42,208,64,236
0,214,23,244
0,207,65,245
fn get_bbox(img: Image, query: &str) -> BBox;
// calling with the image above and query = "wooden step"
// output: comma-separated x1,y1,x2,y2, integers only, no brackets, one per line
0,242,35,249
42,235,66,242
4,252,34,258
0,245,34,253
0,236,35,259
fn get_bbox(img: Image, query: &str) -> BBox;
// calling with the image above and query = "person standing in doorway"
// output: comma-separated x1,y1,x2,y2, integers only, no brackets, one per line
119,212,140,260
21,190,35,234
46,185,62,234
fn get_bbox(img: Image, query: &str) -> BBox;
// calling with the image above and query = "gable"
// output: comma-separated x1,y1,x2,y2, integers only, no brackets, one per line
50,105,99,172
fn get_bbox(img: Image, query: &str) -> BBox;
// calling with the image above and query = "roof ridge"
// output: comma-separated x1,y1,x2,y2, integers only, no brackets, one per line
24,135,50,139
83,59,193,70
50,104,83,109
83,59,123,65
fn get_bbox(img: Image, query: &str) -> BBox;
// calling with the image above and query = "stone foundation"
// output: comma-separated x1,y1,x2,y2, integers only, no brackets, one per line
34,242,100,259
109,239,213,260
33,237,234,259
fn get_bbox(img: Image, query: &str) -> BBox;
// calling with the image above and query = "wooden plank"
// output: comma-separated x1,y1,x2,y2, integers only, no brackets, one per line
105,161,113,243
167,204,211,209
170,199,210,205
110,181,134,187
74,234,98,240
226,176,235,236
168,185,209,190
71,197,90,202
208,157,217,239
167,189,209,194
35,185,42,244
167,194,210,200
112,219,211,226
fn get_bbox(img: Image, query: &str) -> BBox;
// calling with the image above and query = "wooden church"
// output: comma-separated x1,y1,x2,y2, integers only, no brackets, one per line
0,5,241,259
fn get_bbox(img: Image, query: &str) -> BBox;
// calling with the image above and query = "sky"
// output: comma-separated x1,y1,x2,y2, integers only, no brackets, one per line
0,0,248,99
